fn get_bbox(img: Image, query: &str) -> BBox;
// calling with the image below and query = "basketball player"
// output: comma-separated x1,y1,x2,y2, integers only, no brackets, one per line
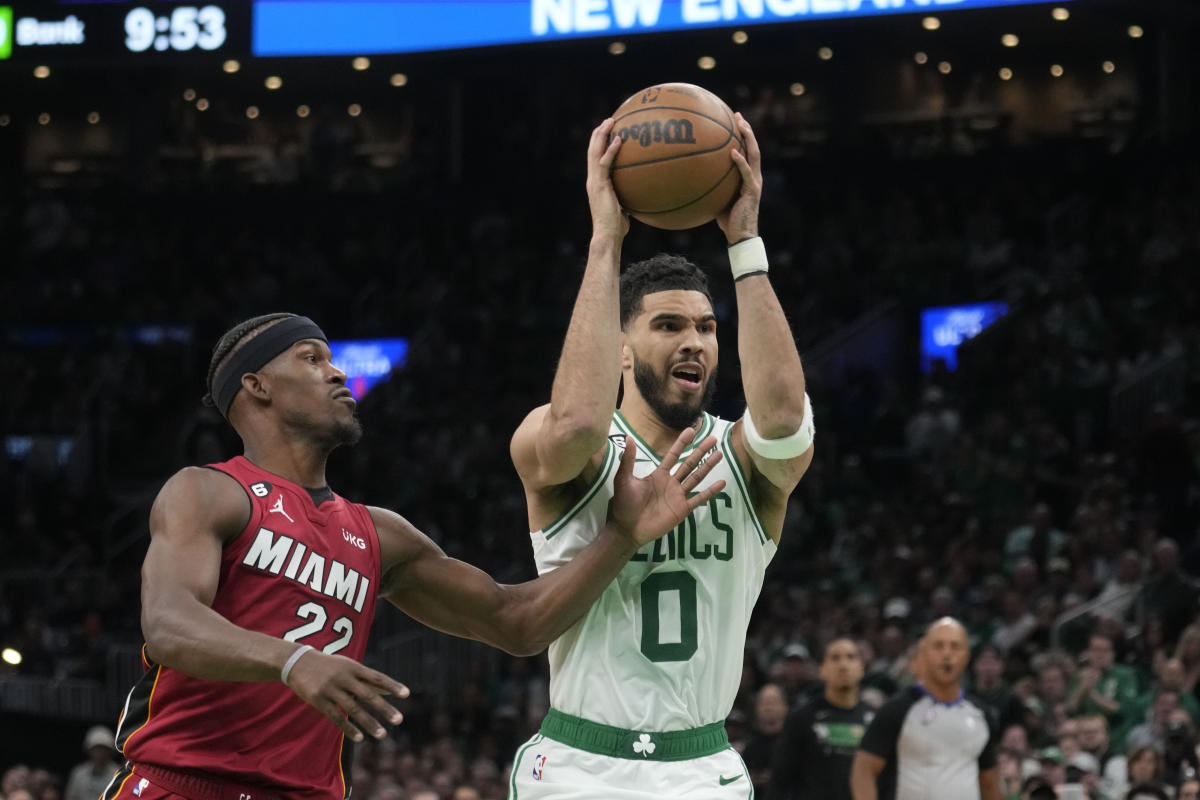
507,114,813,799
104,313,727,800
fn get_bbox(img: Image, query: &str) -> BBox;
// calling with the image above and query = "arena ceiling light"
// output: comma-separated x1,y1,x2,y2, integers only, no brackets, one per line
607,41,626,55
196,98,210,111
1050,64,1064,77
1127,25,1144,38
265,76,283,90
348,103,362,116
245,105,259,119
789,82,805,96
818,46,833,61
938,61,952,74
914,51,928,65
183,88,196,101
732,30,748,44
1052,7,1069,21
352,56,370,70
37,112,50,125
1001,34,1019,47
697,55,716,70
390,73,408,87
1,648,21,666
999,67,1013,81
0,115,10,128
87,111,100,124
922,16,940,31
33,65,50,78
296,104,311,118
222,59,240,73
1102,60,1115,74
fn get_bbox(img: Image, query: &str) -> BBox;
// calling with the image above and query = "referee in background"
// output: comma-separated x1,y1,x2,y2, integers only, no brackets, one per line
768,638,875,800
850,618,1001,800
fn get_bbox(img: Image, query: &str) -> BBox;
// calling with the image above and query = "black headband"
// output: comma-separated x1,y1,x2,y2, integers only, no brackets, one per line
211,316,328,418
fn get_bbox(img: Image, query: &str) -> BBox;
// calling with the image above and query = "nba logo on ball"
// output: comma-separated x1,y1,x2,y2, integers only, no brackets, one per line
532,754,548,780
132,779,150,797
0,7,12,60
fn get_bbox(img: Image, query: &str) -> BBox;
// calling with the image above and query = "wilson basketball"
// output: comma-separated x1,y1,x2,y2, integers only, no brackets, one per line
610,83,744,230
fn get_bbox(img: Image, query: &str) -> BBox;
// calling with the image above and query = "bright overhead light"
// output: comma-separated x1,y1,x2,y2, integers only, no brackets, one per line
1052,7,1069,21
390,73,408,87
1102,60,1116,74
296,104,311,118
196,98,210,111
0,115,10,127
1001,34,1019,48
999,67,1013,81
37,113,50,126
1050,64,1064,77
922,16,940,31
818,46,833,61
914,51,928,65
348,103,363,117
607,41,626,55
265,76,282,90
1128,25,1144,38
352,57,370,71
938,61,952,74
87,111,100,124
182,88,196,101
245,106,259,119
697,56,716,70
2,648,21,666
33,65,50,79
732,30,748,44
223,59,240,74
789,82,806,96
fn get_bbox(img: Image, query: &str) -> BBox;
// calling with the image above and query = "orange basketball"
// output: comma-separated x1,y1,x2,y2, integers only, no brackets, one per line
610,83,744,231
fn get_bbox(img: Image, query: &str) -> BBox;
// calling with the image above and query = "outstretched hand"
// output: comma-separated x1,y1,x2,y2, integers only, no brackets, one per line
609,428,725,548
286,649,410,742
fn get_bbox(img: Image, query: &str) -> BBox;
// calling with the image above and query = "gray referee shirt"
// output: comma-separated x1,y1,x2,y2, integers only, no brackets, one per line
858,685,997,800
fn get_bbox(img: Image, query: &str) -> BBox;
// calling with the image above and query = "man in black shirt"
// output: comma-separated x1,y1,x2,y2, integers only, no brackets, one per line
768,638,875,800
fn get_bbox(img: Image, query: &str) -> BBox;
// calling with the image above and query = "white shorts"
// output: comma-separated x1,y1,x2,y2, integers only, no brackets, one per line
508,733,753,800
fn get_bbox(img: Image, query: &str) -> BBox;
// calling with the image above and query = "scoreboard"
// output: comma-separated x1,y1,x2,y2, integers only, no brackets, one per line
0,0,1074,63
0,3,250,61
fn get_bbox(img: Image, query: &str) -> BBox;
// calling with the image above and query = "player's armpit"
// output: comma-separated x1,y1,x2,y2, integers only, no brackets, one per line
511,403,609,491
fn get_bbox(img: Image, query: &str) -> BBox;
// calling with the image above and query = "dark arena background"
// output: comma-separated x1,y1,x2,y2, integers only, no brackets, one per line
3,0,1200,797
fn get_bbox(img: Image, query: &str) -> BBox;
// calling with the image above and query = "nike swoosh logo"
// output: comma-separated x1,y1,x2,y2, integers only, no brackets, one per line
718,775,743,786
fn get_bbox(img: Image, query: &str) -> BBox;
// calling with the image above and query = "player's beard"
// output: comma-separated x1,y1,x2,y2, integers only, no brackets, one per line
286,409,363,452
633,353,716,432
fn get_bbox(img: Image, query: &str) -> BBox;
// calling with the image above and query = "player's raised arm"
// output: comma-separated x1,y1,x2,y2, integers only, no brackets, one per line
511,119,628,491
381,429,724,656
140,467,409,743
718,113,814,503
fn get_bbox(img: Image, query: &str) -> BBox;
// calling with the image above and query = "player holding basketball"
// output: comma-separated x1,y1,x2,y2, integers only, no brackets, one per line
507,114,813,799
103,313,725,800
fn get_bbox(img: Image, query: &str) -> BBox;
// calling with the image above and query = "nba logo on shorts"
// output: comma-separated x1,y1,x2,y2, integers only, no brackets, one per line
531,754,548,781
132,779,150,797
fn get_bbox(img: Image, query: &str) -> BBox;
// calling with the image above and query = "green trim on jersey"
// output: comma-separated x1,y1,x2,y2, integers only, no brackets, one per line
509,733,543,799
543,440,618,540
612,411,714,466
721,423,769,545
539,707,730,761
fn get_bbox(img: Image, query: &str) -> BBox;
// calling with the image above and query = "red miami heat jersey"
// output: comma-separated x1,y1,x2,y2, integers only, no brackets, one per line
116,456,381,799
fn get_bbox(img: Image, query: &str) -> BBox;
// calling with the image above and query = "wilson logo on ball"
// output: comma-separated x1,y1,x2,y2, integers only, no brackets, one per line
616,119,696,148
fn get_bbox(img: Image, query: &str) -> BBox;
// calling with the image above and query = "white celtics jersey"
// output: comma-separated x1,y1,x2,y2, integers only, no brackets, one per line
531,410,776,732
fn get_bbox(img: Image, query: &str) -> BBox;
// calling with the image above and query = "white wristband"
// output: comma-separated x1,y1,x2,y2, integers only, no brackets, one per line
742,393,815,460
281,644,314,684
728,236,769,281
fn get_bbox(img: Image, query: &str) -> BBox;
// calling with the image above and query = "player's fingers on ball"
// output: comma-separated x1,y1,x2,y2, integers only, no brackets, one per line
599,133,623,169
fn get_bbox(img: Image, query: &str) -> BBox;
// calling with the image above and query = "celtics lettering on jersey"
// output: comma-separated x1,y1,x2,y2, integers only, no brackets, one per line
531,412,776,732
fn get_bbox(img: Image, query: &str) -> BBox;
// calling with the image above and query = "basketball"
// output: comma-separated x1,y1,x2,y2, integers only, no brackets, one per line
610,83,745,230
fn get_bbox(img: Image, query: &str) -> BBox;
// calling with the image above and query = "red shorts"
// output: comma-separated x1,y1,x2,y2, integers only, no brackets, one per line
103,765,289,800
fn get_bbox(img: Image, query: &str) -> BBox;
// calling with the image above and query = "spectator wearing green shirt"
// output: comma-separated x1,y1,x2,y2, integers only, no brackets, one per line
1126,658,1200,736
1066,633,1140,742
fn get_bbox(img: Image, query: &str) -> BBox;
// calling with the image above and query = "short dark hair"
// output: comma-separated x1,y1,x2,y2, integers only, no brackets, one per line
202,313,298,408
619,254,713,329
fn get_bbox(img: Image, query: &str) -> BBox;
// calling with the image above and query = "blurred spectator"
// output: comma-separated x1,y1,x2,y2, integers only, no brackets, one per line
745,683,789,793
1066,634,1140,735
64,727,119,800
1143,539,1199,646
1076,714,1129,800
1125,745,1168,800
1175,625,1200,695
1004,504,1066,572
1178,778,1200,800
905,387,960,460
970,643,1026,731
1125,691,1183,753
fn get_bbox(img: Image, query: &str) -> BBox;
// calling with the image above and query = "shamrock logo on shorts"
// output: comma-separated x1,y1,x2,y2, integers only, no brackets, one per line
633,733,656,757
